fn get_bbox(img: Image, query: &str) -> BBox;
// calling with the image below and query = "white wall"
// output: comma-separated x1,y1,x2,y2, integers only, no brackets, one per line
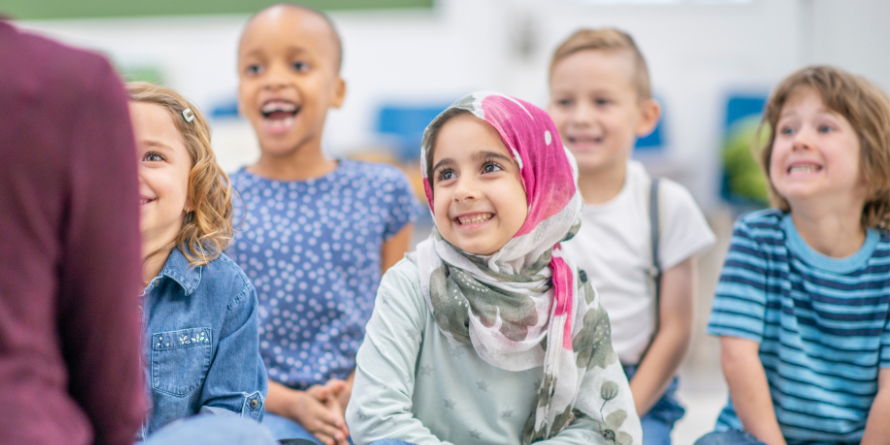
16,0,890,211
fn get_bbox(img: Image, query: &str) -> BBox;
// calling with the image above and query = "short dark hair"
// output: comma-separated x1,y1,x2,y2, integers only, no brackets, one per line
242,3,343,73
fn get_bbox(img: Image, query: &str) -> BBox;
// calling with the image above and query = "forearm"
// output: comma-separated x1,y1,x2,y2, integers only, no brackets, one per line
266,380,300,418
629,322,691,415
721,337,786,445
860,371,890,445
535,415,609,445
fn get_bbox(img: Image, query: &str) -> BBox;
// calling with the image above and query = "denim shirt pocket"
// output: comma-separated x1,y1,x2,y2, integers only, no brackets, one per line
151,327,212,397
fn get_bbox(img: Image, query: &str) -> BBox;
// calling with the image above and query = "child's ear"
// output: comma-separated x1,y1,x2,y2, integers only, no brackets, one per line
331,77,346,109
635,98,662,137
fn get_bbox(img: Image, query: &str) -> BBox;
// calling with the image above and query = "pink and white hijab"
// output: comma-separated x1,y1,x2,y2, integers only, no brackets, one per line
410,92,640,444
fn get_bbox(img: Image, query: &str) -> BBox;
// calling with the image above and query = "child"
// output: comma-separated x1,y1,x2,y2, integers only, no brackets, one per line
128,82,269,439
697,66,890,445
548,29,716,445
346,92,642,445
228,5,419,444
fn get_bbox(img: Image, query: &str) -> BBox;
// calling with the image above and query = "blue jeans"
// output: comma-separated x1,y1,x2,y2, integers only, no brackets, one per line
694,430,767,445
263,412,360,444
623,364,686,445
141,414,278,445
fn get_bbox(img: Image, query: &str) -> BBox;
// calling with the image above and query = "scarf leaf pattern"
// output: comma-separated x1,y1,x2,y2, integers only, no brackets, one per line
414,92,641,445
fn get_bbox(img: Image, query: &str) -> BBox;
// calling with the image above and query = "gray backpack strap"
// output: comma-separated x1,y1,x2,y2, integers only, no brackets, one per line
640,178,661,361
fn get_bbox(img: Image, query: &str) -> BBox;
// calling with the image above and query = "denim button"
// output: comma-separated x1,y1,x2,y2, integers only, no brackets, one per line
250,399,259,409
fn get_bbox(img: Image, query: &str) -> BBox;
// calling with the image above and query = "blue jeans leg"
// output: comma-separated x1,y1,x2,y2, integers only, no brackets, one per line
640,415,673,445
262,413,322,443
694,430,767,445
142,414,278,445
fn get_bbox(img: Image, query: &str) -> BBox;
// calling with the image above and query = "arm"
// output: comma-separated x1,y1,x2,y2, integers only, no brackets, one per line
721,337,786,445
861,367,890,444
382,223,413,273
266,380,349,445
628,256,696,415
536,415,610,445
198,278,266,422
346,262,451,445
58,59,145,445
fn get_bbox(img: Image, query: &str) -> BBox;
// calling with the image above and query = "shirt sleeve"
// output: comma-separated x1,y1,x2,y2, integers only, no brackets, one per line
381,167,421,240
346,260,451,445
707,218,769,343
57,58,146,445
658,179,716,271
536,414,610,445
198,268,268,421
881,312,890,368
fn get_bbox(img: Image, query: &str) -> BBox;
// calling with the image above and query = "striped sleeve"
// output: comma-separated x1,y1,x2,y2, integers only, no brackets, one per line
708,218,769,343
882,314,890,368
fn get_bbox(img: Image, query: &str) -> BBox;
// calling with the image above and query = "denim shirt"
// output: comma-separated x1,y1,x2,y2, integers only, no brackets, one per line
138,248,268,439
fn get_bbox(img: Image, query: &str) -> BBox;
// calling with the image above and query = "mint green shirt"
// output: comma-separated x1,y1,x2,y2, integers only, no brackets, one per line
346,259,613,445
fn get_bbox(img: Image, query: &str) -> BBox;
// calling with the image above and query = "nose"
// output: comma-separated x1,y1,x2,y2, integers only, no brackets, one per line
262,62,289,91
791,127,815,151
453,175,481,203
570,100,596,128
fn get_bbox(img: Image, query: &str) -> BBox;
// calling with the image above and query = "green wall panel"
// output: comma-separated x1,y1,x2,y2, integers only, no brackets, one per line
3,0,433,20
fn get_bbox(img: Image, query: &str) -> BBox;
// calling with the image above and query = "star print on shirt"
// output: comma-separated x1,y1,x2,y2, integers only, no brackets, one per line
444,398,456,409
357,408,368,420
476,380,489,392
419,365,433,376
502,409,513,418
469,429,481,439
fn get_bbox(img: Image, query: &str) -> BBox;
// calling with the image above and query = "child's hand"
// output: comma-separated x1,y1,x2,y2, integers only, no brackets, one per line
325,375,354,416
290,384,349,445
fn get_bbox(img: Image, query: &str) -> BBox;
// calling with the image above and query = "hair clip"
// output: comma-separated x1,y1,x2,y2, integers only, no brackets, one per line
182,108,195,123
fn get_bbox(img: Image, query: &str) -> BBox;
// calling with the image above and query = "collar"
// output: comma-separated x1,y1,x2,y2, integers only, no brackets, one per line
155,247,203,296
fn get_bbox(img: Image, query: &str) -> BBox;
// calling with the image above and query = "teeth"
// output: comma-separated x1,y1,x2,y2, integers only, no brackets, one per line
789,164,819,173
262,101,298,113
458,214,492,225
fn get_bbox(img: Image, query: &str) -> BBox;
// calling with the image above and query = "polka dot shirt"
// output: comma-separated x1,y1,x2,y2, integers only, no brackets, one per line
228,160,420,389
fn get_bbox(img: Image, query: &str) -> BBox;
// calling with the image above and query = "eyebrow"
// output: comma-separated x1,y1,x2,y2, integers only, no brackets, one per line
431,150,515,173
141,139,176,153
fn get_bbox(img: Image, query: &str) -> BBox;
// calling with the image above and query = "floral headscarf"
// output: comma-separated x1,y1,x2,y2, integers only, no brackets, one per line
409,92,641,444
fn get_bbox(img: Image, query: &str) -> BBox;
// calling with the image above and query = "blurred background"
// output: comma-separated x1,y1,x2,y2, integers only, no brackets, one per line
5,0,889,442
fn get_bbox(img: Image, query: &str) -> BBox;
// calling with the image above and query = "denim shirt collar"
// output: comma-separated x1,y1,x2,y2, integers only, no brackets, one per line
145,248,202,296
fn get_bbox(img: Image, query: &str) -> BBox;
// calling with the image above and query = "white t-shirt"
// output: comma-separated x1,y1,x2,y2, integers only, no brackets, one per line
562,160,716,364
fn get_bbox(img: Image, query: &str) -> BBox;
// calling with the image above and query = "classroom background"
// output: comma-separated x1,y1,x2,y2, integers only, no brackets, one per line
7,0,890,442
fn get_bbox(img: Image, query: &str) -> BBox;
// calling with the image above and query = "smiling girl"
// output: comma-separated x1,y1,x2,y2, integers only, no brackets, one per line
699,66,890,445
127,82,268,439
346,92,642,445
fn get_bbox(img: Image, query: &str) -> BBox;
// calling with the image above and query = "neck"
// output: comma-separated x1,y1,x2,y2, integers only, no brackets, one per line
141,231,176,287
249,139,337,181
790,198,867,258
576,160,627,205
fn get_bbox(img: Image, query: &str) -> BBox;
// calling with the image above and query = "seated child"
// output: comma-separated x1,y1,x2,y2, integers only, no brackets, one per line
228,5,418,444
346,92,642,445
697,66,890,445
548,29,716,445
128,82,268,439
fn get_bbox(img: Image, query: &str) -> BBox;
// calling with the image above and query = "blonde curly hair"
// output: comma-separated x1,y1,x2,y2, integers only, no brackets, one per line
127,82,234,266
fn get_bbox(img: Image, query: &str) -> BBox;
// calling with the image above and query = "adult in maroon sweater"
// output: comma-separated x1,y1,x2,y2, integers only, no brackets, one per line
0,22,145,445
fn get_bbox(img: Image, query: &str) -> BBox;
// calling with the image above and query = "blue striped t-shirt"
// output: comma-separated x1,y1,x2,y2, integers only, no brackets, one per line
707,209,890,444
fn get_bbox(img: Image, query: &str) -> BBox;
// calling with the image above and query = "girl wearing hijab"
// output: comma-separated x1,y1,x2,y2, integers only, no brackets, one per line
346,92,642,445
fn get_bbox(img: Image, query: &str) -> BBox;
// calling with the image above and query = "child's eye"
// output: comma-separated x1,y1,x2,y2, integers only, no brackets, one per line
292,62,309,72
143,152,165,162
595,98,611,106
436,169,455,182
779,126,795,136
245,64,263,75
556,99,572,107
482,162,503,174
817,124,833,134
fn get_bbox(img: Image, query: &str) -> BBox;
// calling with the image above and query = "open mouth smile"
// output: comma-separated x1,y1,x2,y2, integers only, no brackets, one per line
455,213,494,226
787,163,822,175
260,99,301,133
